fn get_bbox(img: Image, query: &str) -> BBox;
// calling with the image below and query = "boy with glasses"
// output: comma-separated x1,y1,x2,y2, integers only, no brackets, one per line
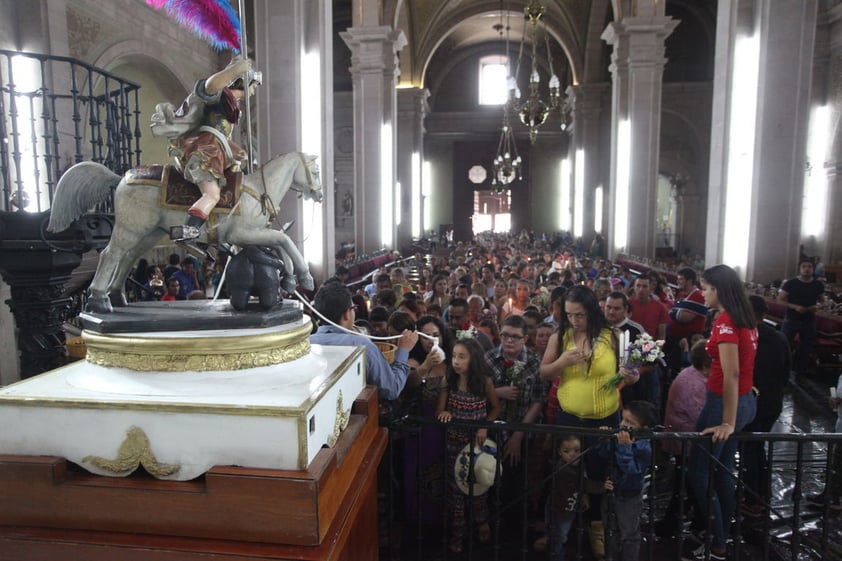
484,315,549,524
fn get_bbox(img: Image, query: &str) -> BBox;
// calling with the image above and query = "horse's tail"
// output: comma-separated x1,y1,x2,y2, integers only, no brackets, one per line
47,161,121,233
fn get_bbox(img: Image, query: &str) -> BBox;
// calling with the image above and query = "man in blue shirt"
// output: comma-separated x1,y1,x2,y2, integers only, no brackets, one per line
172,257,199,299
310,280,417,401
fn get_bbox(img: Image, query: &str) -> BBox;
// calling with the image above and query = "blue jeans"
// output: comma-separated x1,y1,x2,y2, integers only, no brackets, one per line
603,493,643,561
556,409,620,526
689,390,757,550
546,503,574,561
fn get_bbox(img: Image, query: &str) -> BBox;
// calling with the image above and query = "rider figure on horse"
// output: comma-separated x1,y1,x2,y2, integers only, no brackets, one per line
151,57,261,241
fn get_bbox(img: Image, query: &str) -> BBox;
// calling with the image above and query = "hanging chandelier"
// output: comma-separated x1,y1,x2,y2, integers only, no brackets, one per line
492,4,522,190
511,0,561,143
492,104,522,190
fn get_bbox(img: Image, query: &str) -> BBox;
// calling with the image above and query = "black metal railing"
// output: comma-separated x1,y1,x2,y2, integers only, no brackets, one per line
0,49,142,213
379,415,842,561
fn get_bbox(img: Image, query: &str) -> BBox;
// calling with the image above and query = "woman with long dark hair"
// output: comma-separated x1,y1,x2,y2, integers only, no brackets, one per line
403,315,452,527
424,274,451,309
685,264,757,561
408,315,453,392
539,285,637,560
540,285,630,426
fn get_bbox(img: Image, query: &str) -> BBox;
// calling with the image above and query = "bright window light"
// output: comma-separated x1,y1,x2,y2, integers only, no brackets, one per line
301,51,323,265
559,158,571,231
395,181,402,226
594,185,603,233
11,54,46,211
411,152,421,238
614,119,631,253
574,149,585,238
495,213,511,233
12,54,40,93
381,122,393,248
422,160,432,234
802,105,829,239
473,213,493,234
479,55,508,105
722,35,759,274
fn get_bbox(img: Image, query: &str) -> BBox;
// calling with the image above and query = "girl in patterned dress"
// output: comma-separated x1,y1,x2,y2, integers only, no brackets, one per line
436,336,501,553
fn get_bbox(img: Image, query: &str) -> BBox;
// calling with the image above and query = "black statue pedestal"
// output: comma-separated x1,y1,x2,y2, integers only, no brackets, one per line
0,211,112,379
79,299,304,334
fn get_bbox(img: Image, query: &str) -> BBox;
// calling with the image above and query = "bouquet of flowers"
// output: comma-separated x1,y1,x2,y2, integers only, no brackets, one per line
602,332,666,391
530,286,550,311
456,323,479,341
503,359,525,386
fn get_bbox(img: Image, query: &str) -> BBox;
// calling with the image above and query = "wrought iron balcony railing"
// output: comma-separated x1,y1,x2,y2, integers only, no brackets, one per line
0,49,142,213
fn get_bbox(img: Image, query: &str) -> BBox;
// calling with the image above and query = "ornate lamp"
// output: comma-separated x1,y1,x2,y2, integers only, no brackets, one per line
511,0,561,143
492,103,522,190
492,3,522,190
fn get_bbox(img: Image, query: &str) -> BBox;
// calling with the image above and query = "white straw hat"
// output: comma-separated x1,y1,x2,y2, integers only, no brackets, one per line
454,438,500,496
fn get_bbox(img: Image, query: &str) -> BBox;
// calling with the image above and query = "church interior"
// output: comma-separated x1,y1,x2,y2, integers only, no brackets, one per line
0,1,841,560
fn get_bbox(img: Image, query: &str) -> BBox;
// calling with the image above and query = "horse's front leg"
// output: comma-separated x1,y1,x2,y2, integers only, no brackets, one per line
277,237,314,290
273,246,296,294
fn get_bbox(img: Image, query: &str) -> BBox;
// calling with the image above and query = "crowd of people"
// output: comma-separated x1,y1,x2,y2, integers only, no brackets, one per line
305,230,839,561
128,253,225,303
124,229,838,560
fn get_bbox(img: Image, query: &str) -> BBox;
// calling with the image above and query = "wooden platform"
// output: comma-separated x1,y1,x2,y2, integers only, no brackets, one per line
0,386,385,561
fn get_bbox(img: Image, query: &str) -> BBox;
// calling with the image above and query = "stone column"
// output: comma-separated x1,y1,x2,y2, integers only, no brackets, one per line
340,26,406,253
815,3,842,266
705,0,817,281
602,10,677,259
396,87,429,250
567,83,608,248
825,164,842,265
252,0,334,281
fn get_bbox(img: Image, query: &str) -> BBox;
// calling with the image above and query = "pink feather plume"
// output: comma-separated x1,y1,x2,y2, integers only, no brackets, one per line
146,0,241,53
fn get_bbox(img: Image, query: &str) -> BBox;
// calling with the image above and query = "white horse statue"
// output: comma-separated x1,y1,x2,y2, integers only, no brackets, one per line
47,152,322,313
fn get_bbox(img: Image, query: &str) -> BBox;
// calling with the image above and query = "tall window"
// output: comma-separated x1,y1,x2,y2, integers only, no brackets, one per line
473,190,511,235
479,55,509,105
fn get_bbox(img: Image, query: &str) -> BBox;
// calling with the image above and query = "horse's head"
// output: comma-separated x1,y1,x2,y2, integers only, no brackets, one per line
295,153,323,203
256,152,323,210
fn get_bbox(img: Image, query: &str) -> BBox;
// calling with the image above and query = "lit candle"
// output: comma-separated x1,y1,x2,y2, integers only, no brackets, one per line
367,299,372,312
620,331,629,362
508,297,513,310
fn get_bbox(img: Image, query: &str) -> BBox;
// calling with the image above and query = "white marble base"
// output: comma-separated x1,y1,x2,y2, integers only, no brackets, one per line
0,344,364,480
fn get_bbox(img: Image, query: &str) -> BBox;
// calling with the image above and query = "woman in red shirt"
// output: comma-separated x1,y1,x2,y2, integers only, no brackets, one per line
686,265,757,561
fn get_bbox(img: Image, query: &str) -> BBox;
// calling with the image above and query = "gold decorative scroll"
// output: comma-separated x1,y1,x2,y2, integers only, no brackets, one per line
327,390,350,448
82,426,180,478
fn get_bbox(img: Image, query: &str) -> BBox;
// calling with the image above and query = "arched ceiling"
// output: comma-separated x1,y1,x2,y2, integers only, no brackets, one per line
390,1,598,88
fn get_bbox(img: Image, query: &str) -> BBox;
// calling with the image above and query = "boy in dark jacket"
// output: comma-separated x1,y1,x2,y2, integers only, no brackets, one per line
541,434,603,561
598,401,658,561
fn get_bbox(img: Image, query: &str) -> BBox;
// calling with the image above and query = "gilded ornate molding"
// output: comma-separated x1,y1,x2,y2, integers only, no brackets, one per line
83,321,312,372
327,390,350,448
82,426,180,478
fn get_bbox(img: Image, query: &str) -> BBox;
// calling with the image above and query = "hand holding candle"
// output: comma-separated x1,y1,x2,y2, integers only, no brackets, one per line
619,330,628,361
